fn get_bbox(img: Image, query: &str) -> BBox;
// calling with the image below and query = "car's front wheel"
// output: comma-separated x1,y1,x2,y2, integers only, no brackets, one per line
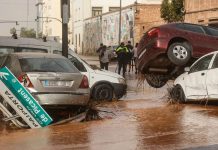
170,85,186,103
93,84,113,101
145,74,169,88
167,42,191,66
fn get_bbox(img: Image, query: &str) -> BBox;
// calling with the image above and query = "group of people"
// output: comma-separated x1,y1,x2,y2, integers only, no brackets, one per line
96,41,138,77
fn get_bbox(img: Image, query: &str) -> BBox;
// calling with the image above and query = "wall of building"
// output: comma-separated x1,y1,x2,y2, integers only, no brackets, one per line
83,17,102,54
83,4,164,54
102,8,134,46
185,0,218,27
73,0,162,54
134,4,164,43
41,0,72,43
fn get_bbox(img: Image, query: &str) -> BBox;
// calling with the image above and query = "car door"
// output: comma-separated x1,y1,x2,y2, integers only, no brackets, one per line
182,24,210,57
184,54,214,100
206,53,218,99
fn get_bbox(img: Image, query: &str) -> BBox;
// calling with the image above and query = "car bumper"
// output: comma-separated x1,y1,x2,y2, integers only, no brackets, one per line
137,47,166,72
31,92,90,106
112,83,127,99
137,38,168,73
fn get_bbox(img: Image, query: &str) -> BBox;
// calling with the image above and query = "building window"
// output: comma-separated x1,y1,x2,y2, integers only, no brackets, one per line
109,7,120,12
92,7,102,17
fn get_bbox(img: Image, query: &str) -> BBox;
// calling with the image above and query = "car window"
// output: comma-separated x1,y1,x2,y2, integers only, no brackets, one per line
205,27,218,37
53,50,62,55
212,54,218,69
19,57,79,73
190,54,213,73
69,55,87,72
0,56,6,67
17,48,48,53
2,56,12,69
183,24,205,34
0,47,14,54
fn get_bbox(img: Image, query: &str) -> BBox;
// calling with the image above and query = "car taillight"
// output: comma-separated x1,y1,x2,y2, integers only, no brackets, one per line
147,28,159,37
79,75,89,88
18,73,34,88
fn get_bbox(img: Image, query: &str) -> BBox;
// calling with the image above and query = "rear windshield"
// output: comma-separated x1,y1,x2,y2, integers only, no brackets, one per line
17,48,48,53
19,57,79,73
0,47,14,54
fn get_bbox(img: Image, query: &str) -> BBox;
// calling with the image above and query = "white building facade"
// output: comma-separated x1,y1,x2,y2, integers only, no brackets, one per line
37,0,73,43
73,0,162,54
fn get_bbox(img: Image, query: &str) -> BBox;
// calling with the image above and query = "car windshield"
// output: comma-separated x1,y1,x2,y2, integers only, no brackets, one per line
19,57,79,73
80,58,101,70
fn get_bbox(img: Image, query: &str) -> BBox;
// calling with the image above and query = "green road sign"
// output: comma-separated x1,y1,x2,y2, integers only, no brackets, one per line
0,67,53,128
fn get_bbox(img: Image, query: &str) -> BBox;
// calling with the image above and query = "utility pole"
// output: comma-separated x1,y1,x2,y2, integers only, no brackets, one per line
61,0,70,58
118,0,122,45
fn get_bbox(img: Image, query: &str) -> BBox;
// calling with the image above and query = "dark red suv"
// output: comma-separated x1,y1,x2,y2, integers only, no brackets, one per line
137,23,218,88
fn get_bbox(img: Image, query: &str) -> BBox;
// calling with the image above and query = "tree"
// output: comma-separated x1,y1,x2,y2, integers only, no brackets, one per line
20,27,36,38
10,27,18,39
10,27,17,34
160,0,185,23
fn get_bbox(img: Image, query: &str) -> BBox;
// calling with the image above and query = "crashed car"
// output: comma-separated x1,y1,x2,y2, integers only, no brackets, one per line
53,49,127,101
137,23,218,88
0,53,90,108
173,51,218,102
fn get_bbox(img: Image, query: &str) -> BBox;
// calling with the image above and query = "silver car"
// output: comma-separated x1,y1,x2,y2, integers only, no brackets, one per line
0,53,90,108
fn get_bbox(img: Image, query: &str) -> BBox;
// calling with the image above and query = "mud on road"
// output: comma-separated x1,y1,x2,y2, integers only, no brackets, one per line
1,73,218,150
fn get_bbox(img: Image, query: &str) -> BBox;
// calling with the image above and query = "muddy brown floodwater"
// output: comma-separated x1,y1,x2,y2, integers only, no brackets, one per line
1,64,218,150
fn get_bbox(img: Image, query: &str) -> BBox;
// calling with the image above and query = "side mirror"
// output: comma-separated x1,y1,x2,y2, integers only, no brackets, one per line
184,67,190,72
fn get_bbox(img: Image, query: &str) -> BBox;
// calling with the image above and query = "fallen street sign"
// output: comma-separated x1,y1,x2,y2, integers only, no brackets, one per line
0,67,53,128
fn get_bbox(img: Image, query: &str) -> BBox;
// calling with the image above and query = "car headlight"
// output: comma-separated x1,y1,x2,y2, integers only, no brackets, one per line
118,78,126,84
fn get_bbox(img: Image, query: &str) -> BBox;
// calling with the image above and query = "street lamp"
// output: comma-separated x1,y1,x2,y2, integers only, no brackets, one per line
36,16,62,23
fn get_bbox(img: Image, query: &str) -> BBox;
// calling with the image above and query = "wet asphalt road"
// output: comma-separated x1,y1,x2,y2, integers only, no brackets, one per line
1,57,218,150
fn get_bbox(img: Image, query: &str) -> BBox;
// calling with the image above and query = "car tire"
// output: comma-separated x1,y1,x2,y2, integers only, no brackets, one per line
171,85,186,103
167,42,191,66
145,74,168,88
93,84,113,101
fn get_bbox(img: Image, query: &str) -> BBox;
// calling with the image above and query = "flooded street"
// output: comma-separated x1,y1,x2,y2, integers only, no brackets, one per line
1,60,218,150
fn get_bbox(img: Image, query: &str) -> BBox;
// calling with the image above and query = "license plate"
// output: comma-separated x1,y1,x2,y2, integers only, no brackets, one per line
42,80,73,87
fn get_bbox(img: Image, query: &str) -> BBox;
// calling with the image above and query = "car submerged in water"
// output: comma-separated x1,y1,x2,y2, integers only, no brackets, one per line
137,23,218,88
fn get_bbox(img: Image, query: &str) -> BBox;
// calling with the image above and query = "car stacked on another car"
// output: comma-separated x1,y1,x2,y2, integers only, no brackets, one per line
137,23,218,88
0,53,90,109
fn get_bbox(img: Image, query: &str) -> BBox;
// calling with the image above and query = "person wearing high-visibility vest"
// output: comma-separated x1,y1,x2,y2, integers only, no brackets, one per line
115,42,129,77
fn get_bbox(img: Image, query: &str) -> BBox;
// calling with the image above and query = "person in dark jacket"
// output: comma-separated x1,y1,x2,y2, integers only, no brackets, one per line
115,42,129,77
99,45,110,70
126,41,134,72
96,43,104,67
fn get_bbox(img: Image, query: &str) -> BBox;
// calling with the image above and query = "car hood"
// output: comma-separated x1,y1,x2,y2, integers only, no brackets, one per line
94,69,123,79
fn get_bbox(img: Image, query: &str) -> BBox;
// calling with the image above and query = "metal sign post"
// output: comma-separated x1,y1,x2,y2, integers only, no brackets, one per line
0,67,53,128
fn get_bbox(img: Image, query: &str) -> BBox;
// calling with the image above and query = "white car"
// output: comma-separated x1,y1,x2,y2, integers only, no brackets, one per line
66,51,127,101
174,51,218,102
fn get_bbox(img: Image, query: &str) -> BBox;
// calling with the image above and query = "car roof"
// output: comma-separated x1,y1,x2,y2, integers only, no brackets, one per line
4,52,65,59
0,36,62,50
164,22,212,28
